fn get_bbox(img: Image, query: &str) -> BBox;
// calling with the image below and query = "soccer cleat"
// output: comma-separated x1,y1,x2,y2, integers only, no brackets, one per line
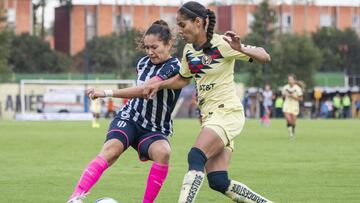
67,192,88,203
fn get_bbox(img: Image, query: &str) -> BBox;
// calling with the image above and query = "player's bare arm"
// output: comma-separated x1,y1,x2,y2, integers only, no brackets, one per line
289,93,303,101
223,30,271,64
143,74,191,99
86,76,163,100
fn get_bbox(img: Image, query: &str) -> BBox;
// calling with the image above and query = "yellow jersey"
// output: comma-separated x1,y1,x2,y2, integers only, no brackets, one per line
179,34,252,115
282,84,303,109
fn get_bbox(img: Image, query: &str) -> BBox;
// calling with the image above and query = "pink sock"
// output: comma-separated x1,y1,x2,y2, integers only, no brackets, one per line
142,162,169,203
70,155,109,199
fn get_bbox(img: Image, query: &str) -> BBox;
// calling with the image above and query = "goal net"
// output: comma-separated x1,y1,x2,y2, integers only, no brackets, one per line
15,79,135,121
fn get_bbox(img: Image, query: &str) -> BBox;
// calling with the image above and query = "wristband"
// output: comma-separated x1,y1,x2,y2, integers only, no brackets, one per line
104,89,113,97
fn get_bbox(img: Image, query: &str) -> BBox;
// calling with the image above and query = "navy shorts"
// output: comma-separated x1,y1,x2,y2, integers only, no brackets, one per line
106,117,169,161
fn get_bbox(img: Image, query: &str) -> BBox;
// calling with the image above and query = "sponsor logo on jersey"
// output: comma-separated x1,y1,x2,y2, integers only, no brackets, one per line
199,83,216,91
186,47,223,78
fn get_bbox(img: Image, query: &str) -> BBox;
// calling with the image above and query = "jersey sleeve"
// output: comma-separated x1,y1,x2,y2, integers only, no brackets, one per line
219,37,253,62
179,46,192,78
156,61,180,80
296,86,303,97
135,56,146,73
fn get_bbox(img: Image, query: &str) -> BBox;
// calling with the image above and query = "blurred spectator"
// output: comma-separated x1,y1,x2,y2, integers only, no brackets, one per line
355,98,360,118
333,93,342,118
325,98,334,118
122,98,129,107
242,90,250,117
105,98,116,118
313,88,322,117
320,100,329,118
261,84,273,126
342,93,351,118
274,92,284,118
90,99,101,128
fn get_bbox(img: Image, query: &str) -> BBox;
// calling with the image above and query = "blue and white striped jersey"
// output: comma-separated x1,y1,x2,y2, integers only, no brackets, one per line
119,56,182,135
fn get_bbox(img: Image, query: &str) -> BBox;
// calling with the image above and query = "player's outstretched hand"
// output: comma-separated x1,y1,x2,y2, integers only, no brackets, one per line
223,31,242,52
143,83,160,100
86,88,105,100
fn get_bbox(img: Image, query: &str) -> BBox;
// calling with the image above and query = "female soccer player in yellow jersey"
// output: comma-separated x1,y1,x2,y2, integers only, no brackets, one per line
282,74,304,139
144,1,273,202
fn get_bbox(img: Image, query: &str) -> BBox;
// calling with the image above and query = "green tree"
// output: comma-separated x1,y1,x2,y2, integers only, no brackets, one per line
242,0,321,89
269,34,322,88
9,33,71,73
312,27,342,72
239,0,277,84
312,27,360,74
0,9,13,82
74,29,142,78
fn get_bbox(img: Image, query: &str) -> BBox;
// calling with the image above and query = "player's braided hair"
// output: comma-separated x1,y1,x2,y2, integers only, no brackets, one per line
178,1,216,53
137,19,173,50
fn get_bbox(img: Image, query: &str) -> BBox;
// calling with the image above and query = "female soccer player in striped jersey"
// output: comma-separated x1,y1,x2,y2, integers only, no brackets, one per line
144,2,273,203
282,74,304,139
67,20,181,203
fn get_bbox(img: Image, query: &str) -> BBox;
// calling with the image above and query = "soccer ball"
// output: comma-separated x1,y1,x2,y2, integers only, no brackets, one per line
94,197,119,203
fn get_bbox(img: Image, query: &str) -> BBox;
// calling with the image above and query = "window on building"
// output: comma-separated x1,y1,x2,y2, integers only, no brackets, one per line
352,15,359,31
320,13,335,27
247,13,255,32
281,13,292,32
86,12,96,41
113,13,133,32
113,14,121,34
122,14,133,29
7,8,16,29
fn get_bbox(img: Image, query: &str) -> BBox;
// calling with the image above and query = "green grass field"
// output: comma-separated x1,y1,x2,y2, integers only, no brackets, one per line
0,119,359,203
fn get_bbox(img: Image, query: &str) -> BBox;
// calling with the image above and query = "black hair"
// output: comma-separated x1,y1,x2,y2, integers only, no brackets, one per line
137,20,173,50
178,1,216,53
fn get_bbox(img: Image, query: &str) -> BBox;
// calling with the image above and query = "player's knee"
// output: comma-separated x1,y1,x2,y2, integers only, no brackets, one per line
207,171,231,194
151,145,171,163
188,147,207,172
100,140,124,165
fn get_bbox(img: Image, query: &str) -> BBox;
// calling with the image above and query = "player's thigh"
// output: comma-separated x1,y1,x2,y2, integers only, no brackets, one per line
148,139,171,164
284,112,292,122
205,147,232,173
99,139,125,166
291,114,297,123
101,118,137,165
135,132,169,163
193,127,225,160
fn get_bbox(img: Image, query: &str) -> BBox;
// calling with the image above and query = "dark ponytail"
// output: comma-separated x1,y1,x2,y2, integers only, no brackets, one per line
202,9,216,52
178,1,216,53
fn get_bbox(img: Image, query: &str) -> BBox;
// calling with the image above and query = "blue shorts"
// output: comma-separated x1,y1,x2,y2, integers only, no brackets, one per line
106,117,169,161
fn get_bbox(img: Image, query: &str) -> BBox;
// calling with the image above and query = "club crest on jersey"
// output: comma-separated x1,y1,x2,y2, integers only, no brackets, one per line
201,54,212,65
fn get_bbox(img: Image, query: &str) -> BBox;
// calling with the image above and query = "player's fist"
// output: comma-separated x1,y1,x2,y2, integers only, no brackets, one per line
86,88,105,100
143,83,160,100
